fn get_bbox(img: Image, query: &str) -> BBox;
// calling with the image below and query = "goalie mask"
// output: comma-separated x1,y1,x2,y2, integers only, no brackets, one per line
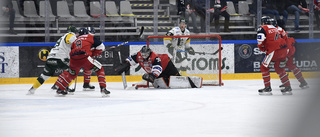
140,46,151,59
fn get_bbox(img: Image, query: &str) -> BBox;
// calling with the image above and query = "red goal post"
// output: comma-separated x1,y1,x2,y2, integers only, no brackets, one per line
147,35,223,86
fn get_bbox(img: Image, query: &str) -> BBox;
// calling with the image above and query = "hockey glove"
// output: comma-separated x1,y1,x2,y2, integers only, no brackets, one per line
114,61,130,75
142,73,156,83
166,43,174,56
287,37,296,47
186,47,195,55
92,49,103,57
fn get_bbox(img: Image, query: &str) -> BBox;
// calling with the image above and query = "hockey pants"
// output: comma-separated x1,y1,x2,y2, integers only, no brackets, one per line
260,48,291,88
55,56,106,90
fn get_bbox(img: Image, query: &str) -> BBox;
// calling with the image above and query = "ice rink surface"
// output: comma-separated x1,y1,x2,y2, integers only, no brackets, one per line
1,79,320,137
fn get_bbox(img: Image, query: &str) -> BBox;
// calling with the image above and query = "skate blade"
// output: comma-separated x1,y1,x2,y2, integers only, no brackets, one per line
68,92,75,95
282,92,293,95
259,92,273,96
101,94,110,98
55,94,66,97
83,88,95,91
300,85,309,89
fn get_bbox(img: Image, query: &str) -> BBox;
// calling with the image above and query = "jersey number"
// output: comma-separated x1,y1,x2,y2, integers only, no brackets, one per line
274,33,279,41
75,40,82,49
54,37,62,48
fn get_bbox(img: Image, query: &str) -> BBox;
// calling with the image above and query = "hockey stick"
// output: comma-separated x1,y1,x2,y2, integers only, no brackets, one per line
115,41,129,89
108,27,145,89
118,51,128,89
176,47,223,55
139,26,145,38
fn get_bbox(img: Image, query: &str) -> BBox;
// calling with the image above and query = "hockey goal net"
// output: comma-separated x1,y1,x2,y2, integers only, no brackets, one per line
147,35,222,86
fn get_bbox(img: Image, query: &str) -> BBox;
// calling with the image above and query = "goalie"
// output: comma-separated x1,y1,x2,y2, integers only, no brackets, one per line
114,46,202,88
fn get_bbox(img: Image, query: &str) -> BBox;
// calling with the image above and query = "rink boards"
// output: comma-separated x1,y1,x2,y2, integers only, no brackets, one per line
1,39,320,84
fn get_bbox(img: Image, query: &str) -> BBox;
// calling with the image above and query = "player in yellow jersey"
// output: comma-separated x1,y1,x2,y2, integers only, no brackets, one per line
27,25,78,95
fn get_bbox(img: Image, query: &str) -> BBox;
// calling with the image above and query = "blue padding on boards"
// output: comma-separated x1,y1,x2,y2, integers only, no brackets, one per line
1,39,319,46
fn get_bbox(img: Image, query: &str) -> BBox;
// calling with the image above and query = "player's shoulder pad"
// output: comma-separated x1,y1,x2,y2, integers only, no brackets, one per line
185,28,191,34
257,26,266,35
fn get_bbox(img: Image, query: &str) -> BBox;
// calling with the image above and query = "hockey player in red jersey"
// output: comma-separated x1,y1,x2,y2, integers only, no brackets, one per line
114,46,181,88
257,16,292,95
54,27,110,97
272,19,309,89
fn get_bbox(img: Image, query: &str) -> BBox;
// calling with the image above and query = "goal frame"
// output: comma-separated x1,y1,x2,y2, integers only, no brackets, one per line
147,35,222,86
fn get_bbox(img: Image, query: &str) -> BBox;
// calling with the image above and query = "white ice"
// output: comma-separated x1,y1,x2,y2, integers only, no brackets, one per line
0,79,319,137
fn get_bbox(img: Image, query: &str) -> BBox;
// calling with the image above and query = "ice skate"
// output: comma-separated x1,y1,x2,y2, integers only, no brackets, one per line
100,87,110,97
279,84,285,89
281,86,293,95
299,82,309,89
51,84,58,90
83,83,95,91
258,86,272,95
56,89,68,96
26,87,36,95
66,87,75,95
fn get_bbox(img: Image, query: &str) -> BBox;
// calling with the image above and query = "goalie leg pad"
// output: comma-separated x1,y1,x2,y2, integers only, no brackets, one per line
153,78,169,88
169,76,203,88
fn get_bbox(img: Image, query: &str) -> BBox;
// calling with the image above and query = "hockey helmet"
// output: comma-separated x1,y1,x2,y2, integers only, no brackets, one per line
78,27,88,36
271,18,278,27
87,27,96,35
179,18,187,24
67,25,78,33
140,46,151,59
261,16,273,25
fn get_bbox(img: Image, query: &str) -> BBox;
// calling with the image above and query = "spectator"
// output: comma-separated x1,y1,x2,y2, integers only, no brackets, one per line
191,0,230,33
177,0,186,15
190,0,206,32
211,0,230,32
250,0,288,29
274,0,288,30
185,2,200,33
1,0,17,34
314,0,320,30
285,0,309,32
18,0,40,15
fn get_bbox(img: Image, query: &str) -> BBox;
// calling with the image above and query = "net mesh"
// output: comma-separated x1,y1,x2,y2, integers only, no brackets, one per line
147,35,222,86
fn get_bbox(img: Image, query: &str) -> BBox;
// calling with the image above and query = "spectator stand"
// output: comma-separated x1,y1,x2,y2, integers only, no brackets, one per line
0,0,139,41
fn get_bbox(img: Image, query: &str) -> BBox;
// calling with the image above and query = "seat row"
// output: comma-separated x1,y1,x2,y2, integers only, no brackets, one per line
8,0,136,25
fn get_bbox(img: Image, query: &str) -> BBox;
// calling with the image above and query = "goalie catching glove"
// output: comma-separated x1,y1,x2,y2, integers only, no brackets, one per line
142,73,156,83
114,61,130,75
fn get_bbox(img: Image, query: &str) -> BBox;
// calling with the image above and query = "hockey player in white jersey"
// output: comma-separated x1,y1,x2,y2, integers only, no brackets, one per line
164,18,195,76
27,25,78,95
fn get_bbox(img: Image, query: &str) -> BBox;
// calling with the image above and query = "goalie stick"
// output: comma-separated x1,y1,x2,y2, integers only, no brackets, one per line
114,41,129,89
176,47,223,55
118,49,128,89
107,26,145,89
